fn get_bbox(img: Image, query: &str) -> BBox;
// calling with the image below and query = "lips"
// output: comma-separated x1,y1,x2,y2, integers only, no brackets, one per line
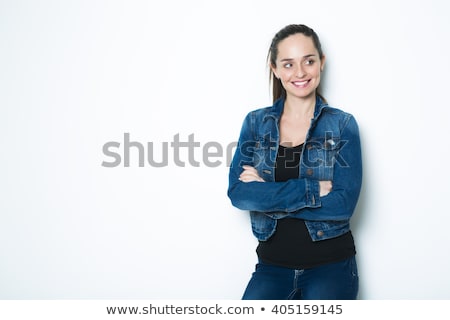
292,80,310,88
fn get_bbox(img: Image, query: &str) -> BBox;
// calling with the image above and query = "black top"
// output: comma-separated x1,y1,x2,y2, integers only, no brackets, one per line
256,144,356,269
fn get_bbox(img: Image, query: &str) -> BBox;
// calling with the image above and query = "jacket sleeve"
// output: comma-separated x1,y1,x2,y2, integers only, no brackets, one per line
227,112,321,213
228,112,363,222
291,115,363,221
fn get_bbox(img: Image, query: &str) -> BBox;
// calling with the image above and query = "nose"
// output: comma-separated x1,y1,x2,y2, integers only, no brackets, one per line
295,63,305,78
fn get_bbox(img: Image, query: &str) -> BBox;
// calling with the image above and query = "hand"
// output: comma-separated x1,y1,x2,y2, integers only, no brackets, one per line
319,180,333,197
239,165,265,183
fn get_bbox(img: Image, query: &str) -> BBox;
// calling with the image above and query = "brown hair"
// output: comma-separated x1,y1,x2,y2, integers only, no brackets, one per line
267,24,326,103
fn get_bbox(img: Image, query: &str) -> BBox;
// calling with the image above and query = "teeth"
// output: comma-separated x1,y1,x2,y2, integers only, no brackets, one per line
293,81,308,86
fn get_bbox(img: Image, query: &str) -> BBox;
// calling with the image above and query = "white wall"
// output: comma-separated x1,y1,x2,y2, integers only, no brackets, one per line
1,0,449,299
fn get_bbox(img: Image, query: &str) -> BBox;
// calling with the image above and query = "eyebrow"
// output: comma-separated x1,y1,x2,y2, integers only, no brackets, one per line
280,54,317,62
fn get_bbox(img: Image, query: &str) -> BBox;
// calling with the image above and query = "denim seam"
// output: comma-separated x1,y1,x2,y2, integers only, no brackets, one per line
287,269,304,299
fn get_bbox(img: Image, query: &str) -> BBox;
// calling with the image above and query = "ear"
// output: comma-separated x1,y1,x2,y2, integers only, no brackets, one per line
270,63,279,79
320,55,326,72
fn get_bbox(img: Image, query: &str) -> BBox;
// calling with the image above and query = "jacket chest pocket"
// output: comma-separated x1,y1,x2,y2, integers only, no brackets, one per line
253,136,277,168
301,136,340,180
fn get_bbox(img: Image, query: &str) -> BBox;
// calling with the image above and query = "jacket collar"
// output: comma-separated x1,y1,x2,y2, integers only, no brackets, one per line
263,95,328,122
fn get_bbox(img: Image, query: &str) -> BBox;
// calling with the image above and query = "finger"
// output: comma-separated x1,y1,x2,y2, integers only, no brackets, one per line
242,165,258,172
239,177,264,183
239,171,265,182
239,172,258,180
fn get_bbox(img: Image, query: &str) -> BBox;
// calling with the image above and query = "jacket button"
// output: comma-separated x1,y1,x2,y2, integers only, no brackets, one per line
317,230,324,237
306,168,313,176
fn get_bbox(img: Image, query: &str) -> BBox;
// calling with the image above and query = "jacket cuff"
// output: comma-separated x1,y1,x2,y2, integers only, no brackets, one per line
305,179,321,208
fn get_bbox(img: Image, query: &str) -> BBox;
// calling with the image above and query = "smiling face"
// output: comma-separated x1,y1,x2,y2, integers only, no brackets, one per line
271,33,325,101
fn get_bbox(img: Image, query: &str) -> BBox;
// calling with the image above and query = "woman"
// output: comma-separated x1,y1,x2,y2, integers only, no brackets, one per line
228,24,362,300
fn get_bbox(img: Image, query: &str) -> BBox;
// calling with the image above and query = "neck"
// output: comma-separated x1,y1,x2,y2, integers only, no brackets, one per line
283,94,316,120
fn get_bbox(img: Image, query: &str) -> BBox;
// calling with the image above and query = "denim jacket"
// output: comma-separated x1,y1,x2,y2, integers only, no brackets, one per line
227,96,362,242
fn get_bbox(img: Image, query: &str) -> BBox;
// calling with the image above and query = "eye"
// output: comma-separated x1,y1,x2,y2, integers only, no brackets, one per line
283,63,293,68
305,59,315,65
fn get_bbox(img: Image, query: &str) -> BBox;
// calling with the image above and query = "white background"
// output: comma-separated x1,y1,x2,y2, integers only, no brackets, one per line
1,0,450,299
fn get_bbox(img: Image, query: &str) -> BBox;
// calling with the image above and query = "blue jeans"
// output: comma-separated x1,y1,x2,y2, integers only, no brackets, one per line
242,256,359,300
